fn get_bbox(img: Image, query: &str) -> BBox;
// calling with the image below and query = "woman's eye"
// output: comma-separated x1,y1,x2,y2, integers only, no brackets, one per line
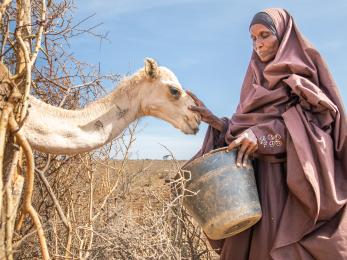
261,32,270,39
169,86,181,98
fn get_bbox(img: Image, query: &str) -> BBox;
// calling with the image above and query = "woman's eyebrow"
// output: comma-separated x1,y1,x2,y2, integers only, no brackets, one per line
251,30,272,37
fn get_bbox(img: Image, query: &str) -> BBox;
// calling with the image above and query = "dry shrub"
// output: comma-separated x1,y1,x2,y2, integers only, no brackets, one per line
15,131,218,259
0,0,218,258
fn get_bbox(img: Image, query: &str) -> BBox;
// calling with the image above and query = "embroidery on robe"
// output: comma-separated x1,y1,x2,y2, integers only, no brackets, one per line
259,133,282,148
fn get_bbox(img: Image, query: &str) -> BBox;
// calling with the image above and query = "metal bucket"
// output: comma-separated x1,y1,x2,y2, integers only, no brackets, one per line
182,147,262,240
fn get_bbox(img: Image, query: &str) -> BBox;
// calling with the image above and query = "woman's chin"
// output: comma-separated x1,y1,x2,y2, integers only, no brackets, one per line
258,53,276,63
261,57,276,64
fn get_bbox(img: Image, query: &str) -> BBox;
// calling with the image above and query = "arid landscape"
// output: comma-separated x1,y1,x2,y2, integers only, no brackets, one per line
16,153,219,259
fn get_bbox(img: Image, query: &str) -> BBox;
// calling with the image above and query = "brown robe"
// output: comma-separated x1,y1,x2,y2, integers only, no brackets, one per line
194,8,347,260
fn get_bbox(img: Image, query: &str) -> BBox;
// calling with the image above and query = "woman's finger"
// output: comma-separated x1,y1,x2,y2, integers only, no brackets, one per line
186,90,204,107
236,141,250,167
189,105,201,111
186,90,200,103
186,90,197,99
250,143,258,153
189,106,207,114
242,143,257,167
227,136,243,152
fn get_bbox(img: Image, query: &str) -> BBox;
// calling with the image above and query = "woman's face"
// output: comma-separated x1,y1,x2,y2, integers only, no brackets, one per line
250,23,279,62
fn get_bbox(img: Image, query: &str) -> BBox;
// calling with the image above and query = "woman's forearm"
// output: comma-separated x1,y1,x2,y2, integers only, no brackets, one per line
208,115,227,132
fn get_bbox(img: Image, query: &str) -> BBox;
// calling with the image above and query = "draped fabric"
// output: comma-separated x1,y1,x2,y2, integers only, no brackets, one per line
193,8,347,259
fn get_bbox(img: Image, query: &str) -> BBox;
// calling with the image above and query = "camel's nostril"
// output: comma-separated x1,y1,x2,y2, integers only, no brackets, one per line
193,127,199,134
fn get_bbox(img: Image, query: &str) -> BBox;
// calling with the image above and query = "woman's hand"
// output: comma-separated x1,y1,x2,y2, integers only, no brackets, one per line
186,90,225,131
186,90,214,122
227,129,258,168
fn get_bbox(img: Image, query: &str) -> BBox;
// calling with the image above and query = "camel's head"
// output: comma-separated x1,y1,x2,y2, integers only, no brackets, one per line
140,58,201,135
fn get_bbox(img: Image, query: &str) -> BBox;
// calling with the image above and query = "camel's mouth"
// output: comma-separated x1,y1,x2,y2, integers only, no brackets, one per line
191,127,200,134
183,125,199,135
182,117,200,135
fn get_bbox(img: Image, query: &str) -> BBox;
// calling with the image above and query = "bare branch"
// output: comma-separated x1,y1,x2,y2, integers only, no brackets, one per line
8,114,50,259
30,0,46,66
0,0,12,21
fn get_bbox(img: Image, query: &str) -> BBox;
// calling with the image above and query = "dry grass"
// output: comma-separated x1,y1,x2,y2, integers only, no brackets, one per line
89,159,219,259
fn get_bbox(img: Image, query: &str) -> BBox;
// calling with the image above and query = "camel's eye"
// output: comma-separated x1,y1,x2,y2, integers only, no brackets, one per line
168,85,181,99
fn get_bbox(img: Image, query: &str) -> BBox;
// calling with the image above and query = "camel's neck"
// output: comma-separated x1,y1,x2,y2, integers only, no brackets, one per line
23,75,145,154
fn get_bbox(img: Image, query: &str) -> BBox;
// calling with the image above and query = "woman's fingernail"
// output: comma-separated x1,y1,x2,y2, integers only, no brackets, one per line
237,163,240,167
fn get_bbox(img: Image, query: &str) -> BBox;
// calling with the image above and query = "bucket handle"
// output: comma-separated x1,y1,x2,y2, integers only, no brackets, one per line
205,146,229,156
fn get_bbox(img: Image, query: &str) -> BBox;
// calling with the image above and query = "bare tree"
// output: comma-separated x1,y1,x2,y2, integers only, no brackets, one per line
0,0,217,259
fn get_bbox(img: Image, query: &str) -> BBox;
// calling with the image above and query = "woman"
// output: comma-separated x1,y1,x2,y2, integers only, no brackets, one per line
188,8,347,260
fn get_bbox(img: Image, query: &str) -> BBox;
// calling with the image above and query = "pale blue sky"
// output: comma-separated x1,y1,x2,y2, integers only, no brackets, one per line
71,0,347,159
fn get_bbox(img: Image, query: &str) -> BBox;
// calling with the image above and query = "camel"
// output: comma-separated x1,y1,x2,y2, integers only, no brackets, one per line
5,58,201,155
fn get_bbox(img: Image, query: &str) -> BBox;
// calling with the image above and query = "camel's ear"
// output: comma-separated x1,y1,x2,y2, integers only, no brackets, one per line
144,57,158,79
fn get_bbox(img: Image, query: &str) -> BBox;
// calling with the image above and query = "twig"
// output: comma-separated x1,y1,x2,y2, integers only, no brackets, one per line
30,0,46,66
35,168,69,228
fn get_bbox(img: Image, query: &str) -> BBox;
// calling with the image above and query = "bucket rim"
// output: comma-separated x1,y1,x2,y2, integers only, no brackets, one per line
182,147,230,170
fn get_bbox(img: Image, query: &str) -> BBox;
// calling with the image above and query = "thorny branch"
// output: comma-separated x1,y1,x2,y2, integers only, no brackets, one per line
0,0,216,259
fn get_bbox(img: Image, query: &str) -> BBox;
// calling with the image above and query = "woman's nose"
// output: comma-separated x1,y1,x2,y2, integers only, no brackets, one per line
255,39,264,50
